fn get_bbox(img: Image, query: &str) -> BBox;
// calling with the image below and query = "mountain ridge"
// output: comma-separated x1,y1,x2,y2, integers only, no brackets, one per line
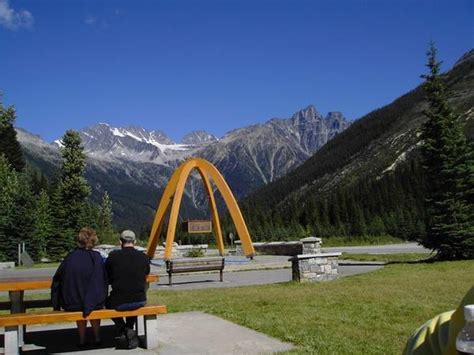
18,104,350,231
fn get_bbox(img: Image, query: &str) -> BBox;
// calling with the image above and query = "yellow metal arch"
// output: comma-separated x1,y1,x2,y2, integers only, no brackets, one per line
146,158,255,260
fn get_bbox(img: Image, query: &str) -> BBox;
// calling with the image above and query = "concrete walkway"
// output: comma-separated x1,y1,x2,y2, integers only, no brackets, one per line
150,259,384,291
13,312,294,354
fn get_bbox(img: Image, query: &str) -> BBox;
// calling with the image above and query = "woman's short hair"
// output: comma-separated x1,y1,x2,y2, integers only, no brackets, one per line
77,227,98,250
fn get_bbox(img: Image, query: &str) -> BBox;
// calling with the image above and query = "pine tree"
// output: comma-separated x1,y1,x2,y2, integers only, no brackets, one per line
419,43,474,259
50,130,91,260
97,191,116,244
12,172,36,259
33,190,54,260
0,101,24,172
0,156,19,261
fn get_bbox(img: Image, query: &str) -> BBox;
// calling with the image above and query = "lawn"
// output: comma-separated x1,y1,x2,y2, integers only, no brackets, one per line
340,252,433,263
148,260,474,354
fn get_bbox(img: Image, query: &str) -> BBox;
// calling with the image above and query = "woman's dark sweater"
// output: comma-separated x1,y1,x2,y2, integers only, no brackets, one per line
51,248,107,317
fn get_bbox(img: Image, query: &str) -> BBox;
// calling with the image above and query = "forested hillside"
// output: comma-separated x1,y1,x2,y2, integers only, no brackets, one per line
235,50,474,242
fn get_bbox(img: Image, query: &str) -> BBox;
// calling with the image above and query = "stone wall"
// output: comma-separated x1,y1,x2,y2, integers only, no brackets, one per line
235,236,322,256
300,237,322,254
0,262,15,270
235,241,302,256
290,253,341,282
154,244,208,258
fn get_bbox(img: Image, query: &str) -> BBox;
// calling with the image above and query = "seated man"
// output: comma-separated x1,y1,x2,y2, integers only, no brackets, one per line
106,230,150,349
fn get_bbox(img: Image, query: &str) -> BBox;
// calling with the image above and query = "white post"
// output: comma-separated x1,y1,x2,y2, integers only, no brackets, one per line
137,315,145,337
9,291,25,347
143,315,159,349
4,326,19,355
17,244,21,266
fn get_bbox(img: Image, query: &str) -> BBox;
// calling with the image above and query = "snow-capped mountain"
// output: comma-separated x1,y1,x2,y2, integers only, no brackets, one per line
18,105,350,231
182,130,218,145
54,124,193,164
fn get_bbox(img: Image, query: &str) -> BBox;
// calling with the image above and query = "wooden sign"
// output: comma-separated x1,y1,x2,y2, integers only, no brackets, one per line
186,220,212,234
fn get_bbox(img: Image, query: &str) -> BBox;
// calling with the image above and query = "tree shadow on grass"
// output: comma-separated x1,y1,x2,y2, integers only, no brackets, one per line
386,255,442,265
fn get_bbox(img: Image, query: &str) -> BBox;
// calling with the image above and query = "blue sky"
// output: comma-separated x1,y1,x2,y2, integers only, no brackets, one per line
1,0,473,143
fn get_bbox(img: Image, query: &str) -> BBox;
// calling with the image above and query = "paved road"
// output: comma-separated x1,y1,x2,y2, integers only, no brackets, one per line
0,261,383,294
152,264,383,291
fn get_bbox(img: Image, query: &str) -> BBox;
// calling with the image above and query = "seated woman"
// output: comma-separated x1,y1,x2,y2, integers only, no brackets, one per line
51,227,108,347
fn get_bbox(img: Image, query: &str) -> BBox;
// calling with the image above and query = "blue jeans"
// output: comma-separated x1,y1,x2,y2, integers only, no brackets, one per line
112,301,146,331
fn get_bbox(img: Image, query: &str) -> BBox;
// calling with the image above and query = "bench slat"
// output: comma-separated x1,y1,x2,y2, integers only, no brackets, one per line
171,266,223,273
173,262,222,266
0,274,159,292
171,260,223,265
166,258,224,285
0,305,167,327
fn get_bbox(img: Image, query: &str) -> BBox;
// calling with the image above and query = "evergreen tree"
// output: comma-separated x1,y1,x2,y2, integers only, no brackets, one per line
32,190,54,260
419,43,474,259
0,156,36,262
0,155,19,261
50,130,91,260
0,101,24,172
97,191,116,244
12,172,36,260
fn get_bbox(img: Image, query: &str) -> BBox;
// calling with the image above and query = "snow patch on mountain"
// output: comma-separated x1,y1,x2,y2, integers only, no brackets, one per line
111,127,125,137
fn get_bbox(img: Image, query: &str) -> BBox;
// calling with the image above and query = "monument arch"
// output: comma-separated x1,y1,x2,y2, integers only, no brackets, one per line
146,158,255,260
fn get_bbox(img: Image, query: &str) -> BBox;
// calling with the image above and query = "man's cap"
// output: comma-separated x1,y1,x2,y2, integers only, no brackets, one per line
120,230,136,242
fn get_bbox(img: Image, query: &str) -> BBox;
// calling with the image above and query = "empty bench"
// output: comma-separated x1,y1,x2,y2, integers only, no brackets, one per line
0,305,167,355
166,257,225,285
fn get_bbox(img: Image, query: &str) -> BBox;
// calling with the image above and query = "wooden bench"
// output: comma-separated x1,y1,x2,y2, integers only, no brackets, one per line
0,305,167,355
166,257,225,285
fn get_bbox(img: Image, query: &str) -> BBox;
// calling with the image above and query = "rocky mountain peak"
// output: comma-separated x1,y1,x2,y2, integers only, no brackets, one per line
181,130,218,145
324,112,348,130
291,105,323,124
325,111,345,121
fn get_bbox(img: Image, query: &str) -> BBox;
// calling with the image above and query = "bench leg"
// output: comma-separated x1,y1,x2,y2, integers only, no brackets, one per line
220,269,223,282
137,315,145,337
168,272,172,286
9,291,24,347
4,326,19,355
143,314,159,349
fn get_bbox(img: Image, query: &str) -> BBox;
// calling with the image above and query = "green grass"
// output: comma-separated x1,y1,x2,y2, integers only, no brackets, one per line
322,235,405,247
148,260,474,354
340,252,433,263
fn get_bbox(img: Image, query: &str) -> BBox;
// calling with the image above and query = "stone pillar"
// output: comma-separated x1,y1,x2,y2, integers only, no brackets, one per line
289,252,341,283
300,236,322,254
234,240,243,255
157,242,182,258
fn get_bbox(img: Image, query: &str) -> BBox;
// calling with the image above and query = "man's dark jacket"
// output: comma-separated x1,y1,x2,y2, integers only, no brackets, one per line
105,247,150,308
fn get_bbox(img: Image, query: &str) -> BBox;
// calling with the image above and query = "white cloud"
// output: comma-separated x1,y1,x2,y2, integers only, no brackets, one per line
0,0,33,30
84,14,96,25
